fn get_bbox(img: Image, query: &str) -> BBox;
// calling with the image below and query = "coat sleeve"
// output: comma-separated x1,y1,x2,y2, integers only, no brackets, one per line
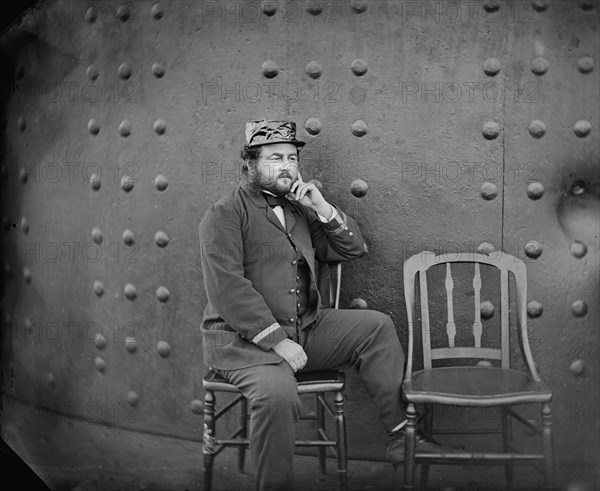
307,204,368,263
198,202,288,351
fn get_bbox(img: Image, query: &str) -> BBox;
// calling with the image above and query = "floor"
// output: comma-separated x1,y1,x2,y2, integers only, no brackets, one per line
1,398,597,491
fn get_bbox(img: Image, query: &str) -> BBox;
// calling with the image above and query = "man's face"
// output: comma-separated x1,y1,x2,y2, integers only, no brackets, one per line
253,142,299,196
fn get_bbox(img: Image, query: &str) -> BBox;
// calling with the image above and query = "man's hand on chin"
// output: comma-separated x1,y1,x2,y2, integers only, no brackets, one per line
272,338,308,372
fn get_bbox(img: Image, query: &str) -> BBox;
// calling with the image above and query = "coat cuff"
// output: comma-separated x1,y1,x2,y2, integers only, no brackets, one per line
252,322,287,351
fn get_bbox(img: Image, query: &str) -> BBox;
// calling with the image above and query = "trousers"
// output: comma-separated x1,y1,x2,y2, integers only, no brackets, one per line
214,308,406,491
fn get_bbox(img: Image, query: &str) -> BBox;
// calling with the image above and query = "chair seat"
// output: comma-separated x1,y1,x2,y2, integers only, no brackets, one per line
402,366,552,406
203,368,345,393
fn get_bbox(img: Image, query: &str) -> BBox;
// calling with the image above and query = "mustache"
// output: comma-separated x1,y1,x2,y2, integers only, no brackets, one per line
278,172,296,180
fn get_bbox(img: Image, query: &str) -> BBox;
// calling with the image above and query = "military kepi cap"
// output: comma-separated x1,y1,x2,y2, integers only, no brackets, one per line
245,120,306,148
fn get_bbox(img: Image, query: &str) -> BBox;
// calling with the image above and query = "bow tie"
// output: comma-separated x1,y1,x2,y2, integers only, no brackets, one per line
264,194,288,208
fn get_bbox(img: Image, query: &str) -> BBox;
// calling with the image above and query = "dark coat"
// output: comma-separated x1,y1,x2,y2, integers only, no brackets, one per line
198,185,366,370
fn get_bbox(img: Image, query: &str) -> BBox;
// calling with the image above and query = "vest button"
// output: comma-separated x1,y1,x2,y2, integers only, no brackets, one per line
289,318,295,323
349,231,354,236
289,289,295,293
291,260,297,265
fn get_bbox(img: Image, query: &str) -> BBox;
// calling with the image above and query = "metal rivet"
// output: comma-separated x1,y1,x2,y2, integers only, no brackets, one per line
152,62,166,78
480,301,495,319
524,240,543,259
528,120,546,138
127,391,139,406
125,337,138,353
85,6,98,22
351,179,368,198
483,57,501,76
123,229,135,245
86,65,99,81
154,231,169,247
94,333,107,350
571,300,588,317
157,341,171,358
477,242,496,254
350,58,368,76
156,286,170,302
261,60,279,78
116,4,132,21
21,217,29,234
304,117,321,135
526,182,544,200
484,1,500,12
261,1,277,16
306,0,323,15
92,227,103,248
527,300,543,318
151,3,164,19
531,57,549,75
190,399,203,414
88,118,100,136
573,120,591,137
482,121,500,139
119,119,132,137
23,267,32,284
92,227,103,244
570,241,587,259
155,174,168,191
121,175,135,192
154,119,167,135
118,63,132,80
95,356,106,373
350,298,368,309
569,359,585,376
351,120,368,137
350,0,368,13
124,284,137,300
90,173,101,191
93,280,105,297
480,182,498,200
305,60,322,79
578,1,595,11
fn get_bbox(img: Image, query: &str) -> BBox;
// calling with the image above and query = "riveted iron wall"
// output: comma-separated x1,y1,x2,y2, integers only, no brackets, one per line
0,0,598,489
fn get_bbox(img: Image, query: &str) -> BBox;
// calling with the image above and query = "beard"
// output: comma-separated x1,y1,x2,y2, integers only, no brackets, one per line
245,167,296,197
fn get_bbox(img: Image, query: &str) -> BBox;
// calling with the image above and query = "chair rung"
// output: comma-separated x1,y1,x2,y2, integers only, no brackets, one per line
316,394,336,419
299,412,316,420
433,429,503,435
416,452,545,462
295,440,337,447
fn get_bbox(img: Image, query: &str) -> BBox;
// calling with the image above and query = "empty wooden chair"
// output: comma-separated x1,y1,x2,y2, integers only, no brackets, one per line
402,251,553,490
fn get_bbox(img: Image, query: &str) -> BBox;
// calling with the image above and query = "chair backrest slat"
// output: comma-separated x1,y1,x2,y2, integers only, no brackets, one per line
420,270,432,369
472,263,483,348
445,264,456,348
403,251,541,382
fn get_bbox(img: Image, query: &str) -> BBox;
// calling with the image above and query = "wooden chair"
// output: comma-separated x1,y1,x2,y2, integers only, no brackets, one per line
402,251,553,490
202,262,348,491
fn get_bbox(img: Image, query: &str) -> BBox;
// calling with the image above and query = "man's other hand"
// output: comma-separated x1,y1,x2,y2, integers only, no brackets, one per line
272,338,308,372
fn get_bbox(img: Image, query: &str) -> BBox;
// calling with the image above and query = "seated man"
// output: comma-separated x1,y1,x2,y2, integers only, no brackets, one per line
198,120,453,490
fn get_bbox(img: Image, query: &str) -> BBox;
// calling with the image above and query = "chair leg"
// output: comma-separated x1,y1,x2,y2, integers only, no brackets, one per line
334,391,348,491
403,402,418,490
238,397,248,474
203,390,216,491
542,403,554,491
502,407,513,491
316,393,327,474
420,405,432,490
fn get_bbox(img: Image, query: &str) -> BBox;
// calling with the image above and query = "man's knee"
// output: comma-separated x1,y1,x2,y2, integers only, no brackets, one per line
248,368,300,423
